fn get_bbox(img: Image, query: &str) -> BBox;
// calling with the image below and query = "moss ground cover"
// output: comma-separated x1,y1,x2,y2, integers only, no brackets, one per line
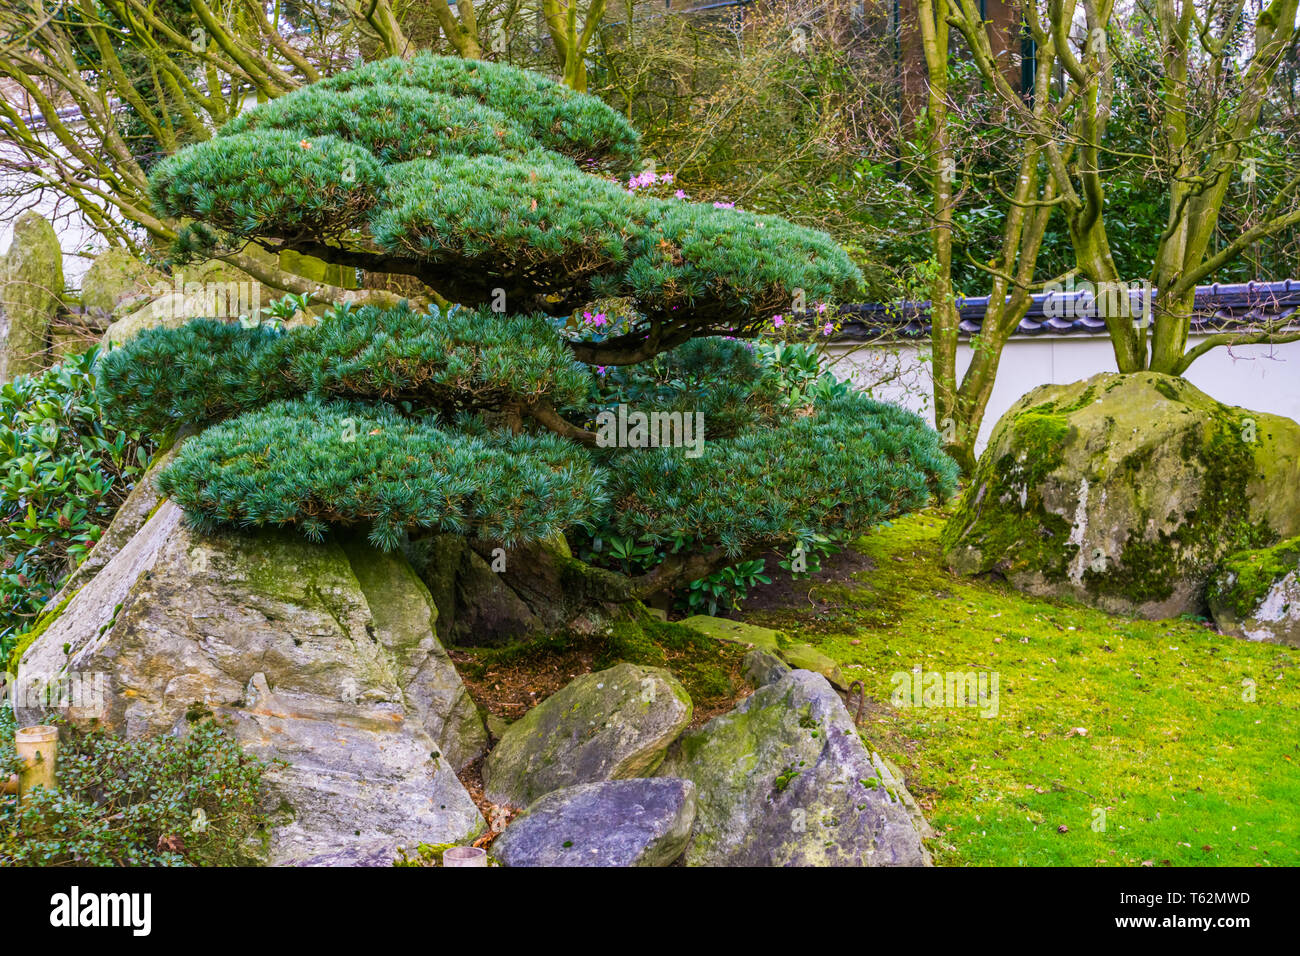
741,509,1300,866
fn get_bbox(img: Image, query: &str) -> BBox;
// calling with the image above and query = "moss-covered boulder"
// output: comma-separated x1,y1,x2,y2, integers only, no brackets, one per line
658,669,931,866
678,614,847,688
13,500,488,864
1208,537,1300,646
1,211,63,381
481,662,693,807
79,246,165,318
942,372,1300,618
491,778,696,867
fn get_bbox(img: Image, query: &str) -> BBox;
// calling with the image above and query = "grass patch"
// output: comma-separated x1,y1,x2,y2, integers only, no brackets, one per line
742,509,1300,867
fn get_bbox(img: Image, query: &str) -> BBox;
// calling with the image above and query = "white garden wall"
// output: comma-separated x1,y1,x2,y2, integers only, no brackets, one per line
827,335,1300,454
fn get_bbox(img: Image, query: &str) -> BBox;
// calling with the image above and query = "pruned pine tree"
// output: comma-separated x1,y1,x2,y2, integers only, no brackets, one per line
101,55,957,609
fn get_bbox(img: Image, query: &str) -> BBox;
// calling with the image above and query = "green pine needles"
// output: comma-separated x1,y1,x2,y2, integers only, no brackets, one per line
108,55,957,595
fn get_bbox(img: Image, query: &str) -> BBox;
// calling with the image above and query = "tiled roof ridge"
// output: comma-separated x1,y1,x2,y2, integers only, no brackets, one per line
833,278,1300,339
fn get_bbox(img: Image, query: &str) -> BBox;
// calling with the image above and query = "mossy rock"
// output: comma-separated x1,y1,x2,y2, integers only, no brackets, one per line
942,372,1300,618
658,669,930,866
481,662,693,808
677,615,783,653
1,211,63,381
13,499,487,863
677,615,845,687
1207,536,1300,646
80,246,165,317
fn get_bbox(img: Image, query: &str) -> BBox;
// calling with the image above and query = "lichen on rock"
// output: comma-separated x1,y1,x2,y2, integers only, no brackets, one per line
942,372,1300,618
1208,536,1300,646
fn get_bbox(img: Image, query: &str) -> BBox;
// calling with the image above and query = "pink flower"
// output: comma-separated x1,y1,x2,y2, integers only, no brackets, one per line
822,322,834,336
773,315,785,328
661,173,674,184
674,189,686,200
596,366,608,376
713,201,735,209
816,302,828,314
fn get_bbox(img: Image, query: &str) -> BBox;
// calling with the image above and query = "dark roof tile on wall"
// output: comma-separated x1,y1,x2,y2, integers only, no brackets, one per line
834,279,1300,340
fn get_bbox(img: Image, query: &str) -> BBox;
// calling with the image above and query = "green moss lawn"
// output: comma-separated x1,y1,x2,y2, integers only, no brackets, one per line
742,510,1300,867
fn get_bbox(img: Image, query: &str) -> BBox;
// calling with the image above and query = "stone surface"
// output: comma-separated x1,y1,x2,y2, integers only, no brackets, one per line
678,615,782,653
14,500,487,865
406,534,541,647
679,615,844,687
101,257,279,347
659,669,931,866
742,648,791,687
780,642,848,690
942,372,1300,618
1,211,63,381
482,662,692,807
491,778,696,867
79,246,165,318
1208,536,1300,646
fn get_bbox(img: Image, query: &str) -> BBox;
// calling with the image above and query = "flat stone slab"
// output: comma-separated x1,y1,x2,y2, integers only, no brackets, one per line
492,778,696,867
678,615,782,653
679,615,846,688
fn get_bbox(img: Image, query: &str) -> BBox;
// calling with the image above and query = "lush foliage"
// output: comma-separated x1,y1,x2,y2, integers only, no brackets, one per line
0,713,268,866
0,351,154,663
115,54,952,600
148,53,862,334
157,397,605,551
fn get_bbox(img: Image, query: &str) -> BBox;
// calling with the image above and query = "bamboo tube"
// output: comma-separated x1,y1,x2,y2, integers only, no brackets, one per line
14,725,58,800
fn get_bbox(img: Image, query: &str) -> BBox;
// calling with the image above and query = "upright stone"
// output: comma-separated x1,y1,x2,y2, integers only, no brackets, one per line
659,669,931,866
1,211,63,381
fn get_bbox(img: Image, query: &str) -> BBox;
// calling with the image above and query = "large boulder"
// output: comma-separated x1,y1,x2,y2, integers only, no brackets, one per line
658,669,931,867
942,372,1300,618
481,662,692,807
491,778,696,867
1,210,63,381
1208,536,1300,646
101,255,281,348
79,246,166,319
13,499,488,865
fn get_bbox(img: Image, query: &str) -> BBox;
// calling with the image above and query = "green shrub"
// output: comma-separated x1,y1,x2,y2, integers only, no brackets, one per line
0,350,154,663
155,397,606,551
126,54,953,605
0,712,268,866
97,319,293,436
310,53,641,164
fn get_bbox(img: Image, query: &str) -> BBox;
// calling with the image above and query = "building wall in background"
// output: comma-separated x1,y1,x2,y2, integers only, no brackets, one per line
828,336,1300,453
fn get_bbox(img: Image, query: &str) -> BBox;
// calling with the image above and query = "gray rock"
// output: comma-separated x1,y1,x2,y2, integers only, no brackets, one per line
742,648,791,687
1,211,63,381
659,669,931,867
14,500,487,865
492,778,696,867
942,372,1300,618
482,662,693,807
